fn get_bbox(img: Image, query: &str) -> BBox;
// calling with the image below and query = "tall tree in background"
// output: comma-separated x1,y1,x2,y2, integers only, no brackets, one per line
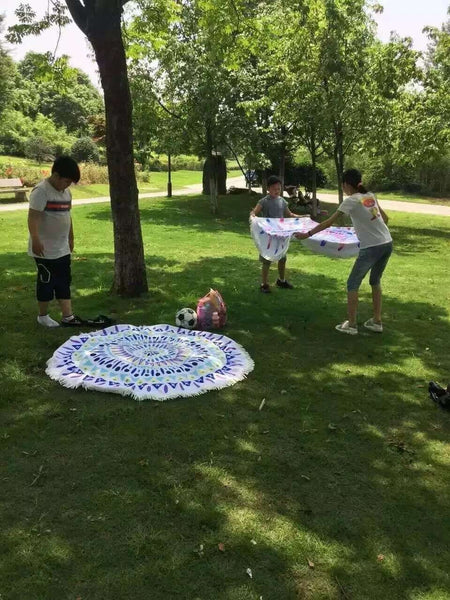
0,16,15,121
8,1,147,297
128,0,263,213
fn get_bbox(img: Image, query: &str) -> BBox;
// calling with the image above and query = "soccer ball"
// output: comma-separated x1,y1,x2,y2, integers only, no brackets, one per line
175,307,197,329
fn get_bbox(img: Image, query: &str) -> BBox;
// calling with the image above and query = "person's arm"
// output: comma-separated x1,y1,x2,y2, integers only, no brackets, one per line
28,208,45,256
69,216,74,252
284,206,307,218
250,203,263,218
295,210,342,239
379,206,389,224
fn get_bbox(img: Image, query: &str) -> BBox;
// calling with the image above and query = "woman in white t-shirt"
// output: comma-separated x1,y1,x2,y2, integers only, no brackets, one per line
296,169,393,335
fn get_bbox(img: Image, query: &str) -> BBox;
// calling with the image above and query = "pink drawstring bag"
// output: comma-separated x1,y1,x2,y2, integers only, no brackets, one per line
196,289,227,330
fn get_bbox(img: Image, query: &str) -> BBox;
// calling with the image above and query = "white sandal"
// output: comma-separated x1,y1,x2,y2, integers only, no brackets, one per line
335,320,358,335
364,318,383,333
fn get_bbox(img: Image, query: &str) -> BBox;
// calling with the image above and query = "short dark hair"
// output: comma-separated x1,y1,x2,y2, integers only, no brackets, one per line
52,156,80,183
342,168,367,193
267,175,282,187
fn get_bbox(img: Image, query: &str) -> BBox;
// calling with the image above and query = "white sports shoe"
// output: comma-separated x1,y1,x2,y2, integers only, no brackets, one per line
335,320,358,335
364,318,383,333
37,314,60,328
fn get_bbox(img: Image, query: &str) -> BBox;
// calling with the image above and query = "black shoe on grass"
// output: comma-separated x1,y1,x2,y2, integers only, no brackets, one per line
61,314,85,327
276,279,294,289
260,283,271,293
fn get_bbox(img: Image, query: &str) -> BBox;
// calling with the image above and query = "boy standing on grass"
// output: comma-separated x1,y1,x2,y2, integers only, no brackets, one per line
250,175,303,293
28,156,85,328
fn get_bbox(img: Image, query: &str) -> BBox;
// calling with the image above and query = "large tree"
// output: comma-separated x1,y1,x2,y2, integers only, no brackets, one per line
0,16,15,120
8,1,147,297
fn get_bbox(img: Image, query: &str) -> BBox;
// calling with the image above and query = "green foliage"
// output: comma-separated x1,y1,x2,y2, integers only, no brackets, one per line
15,52,104,135
145,154,205,172
5,1,450,197
0,50,103,160
71,137,100,163
76,162,109,184
0,158,50,187
0,109,75,158
24,135,55,163
6,2,71,45
0,17,15,120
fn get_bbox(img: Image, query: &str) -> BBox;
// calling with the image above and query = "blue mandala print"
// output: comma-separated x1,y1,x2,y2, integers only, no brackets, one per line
46,324,254,401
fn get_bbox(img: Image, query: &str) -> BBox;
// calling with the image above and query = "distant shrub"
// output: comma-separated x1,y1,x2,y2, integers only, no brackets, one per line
24,136,55,163
136,170,151,183
0,162,50,186
78,162,109,184
171,154,204,171
71,137,100,163
144,154,204,172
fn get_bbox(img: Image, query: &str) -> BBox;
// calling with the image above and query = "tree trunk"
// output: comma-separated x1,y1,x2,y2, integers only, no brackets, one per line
279,144,286,193
333,120,344,204
202,155,227,197
311,150,318,218
262,169,268,195
66,1,147,297
167,152,172,197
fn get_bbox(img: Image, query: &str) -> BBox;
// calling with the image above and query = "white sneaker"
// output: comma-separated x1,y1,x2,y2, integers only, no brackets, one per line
335,320,358,335
37,314,60,328
364,318,383,333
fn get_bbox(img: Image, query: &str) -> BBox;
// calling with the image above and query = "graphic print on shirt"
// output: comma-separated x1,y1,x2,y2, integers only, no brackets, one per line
361,195,380,221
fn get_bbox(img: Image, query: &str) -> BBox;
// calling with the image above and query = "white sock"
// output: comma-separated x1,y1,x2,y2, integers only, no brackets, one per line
37,314,60,328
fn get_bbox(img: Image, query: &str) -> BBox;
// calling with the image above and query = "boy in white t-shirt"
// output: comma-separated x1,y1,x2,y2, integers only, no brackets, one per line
296,169,393,335
28,156,84,327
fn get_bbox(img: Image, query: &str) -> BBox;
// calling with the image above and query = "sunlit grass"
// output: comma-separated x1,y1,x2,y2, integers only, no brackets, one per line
0,193,449,598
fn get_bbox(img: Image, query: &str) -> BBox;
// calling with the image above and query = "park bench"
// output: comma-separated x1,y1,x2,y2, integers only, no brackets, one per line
0,177,31,202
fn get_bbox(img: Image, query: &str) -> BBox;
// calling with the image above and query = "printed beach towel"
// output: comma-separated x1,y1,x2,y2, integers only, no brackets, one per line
46,324,254,401
250,217,360,260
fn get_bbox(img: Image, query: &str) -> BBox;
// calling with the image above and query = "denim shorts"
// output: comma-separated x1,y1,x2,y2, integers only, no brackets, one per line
347,242,393,292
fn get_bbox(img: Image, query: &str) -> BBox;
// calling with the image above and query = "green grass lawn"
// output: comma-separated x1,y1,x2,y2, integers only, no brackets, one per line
1,195,450,599
318,188,450,205
70,169,242,199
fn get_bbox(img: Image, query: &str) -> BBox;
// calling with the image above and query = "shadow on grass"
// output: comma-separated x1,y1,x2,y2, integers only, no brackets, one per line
1,246,450,598
389,225,450,255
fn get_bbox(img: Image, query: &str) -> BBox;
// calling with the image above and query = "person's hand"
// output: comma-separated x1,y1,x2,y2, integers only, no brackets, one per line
32,237,45,256
69,238,74,252
295,232,309,240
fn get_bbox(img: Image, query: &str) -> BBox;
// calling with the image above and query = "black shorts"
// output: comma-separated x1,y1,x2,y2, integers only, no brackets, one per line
35,254,71,302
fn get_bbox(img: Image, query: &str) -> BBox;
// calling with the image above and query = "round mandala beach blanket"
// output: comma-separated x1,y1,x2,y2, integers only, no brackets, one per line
46,324,254,401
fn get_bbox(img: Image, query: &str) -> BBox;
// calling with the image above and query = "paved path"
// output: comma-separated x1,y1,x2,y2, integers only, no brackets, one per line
1,176,449,216
230,177,450,217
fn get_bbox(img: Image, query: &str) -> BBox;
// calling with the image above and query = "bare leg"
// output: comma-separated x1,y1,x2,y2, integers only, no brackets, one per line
278,259,286,280
371,285,382,323
347,291,358,327
38,301,50,317
58,299,73,319
262,262,270,286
